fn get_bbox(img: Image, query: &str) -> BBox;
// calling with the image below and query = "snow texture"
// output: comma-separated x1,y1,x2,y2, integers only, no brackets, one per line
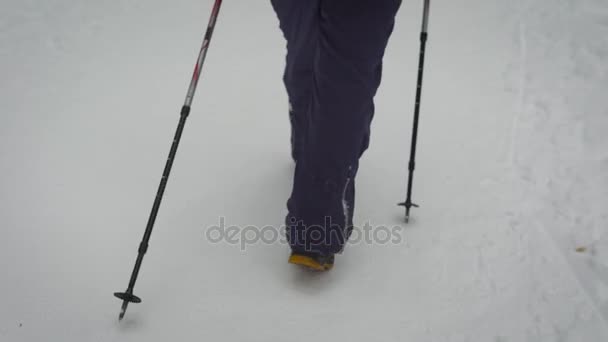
1,0,607,341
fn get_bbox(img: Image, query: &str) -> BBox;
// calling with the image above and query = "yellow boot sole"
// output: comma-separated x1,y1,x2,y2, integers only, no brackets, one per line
288,254,334,271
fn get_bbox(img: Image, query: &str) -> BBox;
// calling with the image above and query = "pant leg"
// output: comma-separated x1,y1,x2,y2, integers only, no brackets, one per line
287,0,401,255
271,0,320,160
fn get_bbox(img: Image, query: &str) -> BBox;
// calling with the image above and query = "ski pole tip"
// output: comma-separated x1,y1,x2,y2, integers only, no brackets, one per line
114,291,141,321
398,201,419,224
117,299,129,322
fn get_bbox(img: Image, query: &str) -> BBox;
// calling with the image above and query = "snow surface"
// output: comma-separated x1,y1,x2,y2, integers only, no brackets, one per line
1,0,608,341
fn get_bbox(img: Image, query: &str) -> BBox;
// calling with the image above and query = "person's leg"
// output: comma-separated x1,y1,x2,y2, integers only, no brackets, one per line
271,0,320,161
287,0,402,256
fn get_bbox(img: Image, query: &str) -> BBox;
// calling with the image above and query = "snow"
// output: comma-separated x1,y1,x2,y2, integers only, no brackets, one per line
1,0,607,341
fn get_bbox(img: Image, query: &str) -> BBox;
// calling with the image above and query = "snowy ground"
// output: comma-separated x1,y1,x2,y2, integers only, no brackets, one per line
1,0,608,341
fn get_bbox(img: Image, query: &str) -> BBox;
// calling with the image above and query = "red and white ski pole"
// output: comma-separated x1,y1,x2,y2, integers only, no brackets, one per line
114,0,223,321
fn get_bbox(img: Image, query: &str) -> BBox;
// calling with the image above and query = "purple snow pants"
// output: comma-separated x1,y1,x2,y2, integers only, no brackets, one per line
272,0,401,255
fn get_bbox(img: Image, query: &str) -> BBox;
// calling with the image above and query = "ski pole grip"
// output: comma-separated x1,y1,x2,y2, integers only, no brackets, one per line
422,0,431,33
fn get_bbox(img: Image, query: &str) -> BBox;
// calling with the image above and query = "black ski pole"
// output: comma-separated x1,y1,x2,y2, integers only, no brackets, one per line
114,0,223,321
399,0,431,223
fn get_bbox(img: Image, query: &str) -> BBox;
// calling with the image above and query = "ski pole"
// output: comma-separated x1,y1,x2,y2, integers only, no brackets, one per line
114,0,223,321
398,0,430,223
